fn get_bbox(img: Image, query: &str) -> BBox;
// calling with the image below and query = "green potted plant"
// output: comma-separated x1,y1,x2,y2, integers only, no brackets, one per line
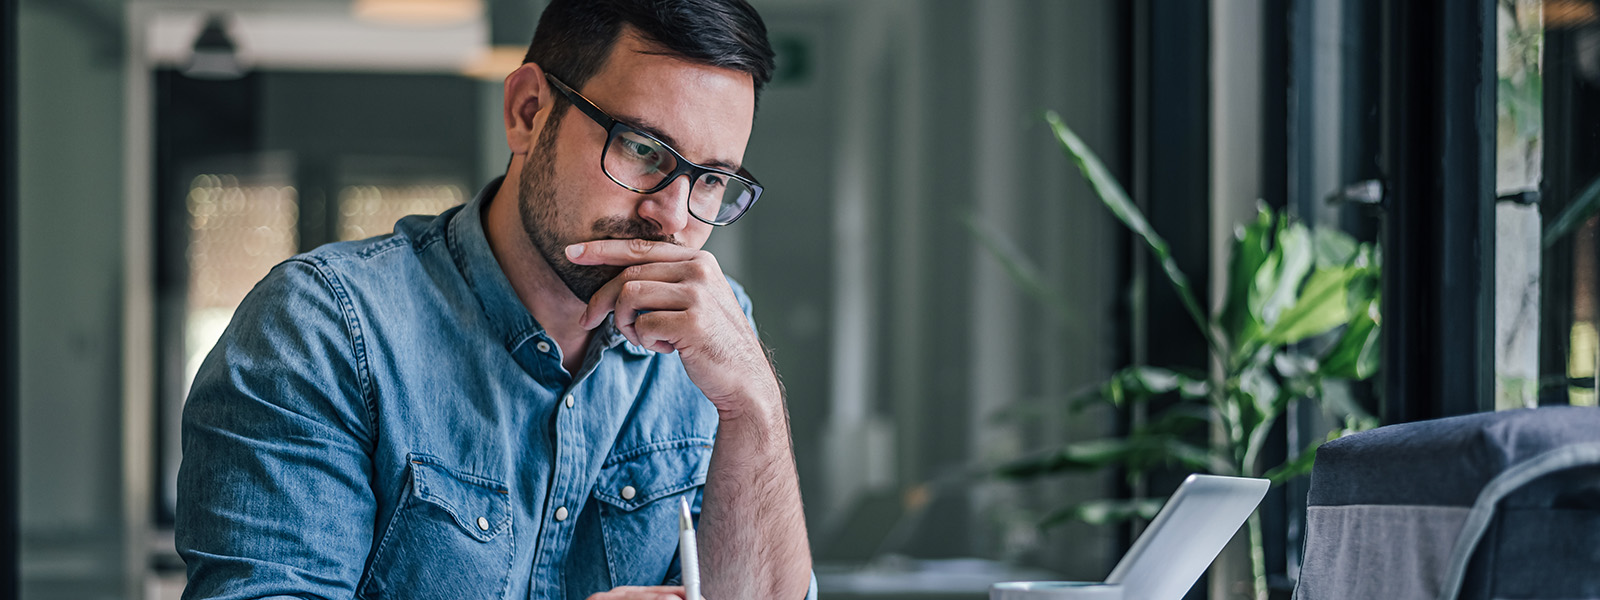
978,112,1382,600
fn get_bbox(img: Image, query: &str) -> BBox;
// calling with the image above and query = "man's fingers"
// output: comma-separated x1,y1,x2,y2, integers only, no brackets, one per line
617,261,694,283
581,262,699,330
612,280,694,345
567,239,701,267
636,310,689,354
582,276,625,330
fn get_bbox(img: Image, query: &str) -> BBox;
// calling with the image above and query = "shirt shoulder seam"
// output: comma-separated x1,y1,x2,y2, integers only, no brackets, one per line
288,255,380,435
352,235,412,260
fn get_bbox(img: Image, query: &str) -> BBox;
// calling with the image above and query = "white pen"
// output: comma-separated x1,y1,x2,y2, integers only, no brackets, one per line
679,496,701,600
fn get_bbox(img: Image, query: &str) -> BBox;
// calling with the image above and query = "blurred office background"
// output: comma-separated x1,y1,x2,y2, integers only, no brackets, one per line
4,0,1599,599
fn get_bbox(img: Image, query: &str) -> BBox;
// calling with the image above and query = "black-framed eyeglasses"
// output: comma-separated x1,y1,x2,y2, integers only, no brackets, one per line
544,73,764,226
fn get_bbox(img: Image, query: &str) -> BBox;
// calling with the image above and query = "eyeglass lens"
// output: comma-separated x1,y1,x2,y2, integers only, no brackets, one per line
603,129,756,224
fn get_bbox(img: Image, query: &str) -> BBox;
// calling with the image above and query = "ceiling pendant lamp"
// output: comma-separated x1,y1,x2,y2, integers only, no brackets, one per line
184,14,247,80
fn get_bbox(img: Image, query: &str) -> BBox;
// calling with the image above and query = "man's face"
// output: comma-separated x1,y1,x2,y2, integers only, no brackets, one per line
518,31,757,302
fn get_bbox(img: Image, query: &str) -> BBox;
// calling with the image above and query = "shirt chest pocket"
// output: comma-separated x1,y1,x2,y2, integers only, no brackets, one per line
359,455,515,600
590,441,712,588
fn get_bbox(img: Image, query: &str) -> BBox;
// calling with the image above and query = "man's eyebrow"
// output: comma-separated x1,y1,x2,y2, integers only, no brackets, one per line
615,113,742,172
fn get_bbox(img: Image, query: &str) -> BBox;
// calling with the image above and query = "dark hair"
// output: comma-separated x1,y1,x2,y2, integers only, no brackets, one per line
522,0,775,115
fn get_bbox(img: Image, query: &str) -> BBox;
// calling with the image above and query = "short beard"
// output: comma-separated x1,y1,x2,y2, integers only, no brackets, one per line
517,112,677,303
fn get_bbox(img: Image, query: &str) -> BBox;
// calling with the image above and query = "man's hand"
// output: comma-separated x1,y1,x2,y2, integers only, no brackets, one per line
585,585,696,600
568,238,812,600
566,239,780,417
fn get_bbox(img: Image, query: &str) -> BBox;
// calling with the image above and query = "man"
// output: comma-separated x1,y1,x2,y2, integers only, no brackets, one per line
176,1,813,598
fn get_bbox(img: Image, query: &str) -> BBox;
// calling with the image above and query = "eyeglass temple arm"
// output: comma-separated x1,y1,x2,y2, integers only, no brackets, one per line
543,73,615,130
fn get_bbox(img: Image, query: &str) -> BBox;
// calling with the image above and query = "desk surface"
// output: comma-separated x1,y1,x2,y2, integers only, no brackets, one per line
817,557,1062,599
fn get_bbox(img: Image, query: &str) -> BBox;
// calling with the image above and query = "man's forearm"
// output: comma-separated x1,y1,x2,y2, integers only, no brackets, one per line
698,390,811,599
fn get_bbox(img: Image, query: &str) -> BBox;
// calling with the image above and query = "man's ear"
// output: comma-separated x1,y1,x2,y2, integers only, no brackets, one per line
503,62,550,155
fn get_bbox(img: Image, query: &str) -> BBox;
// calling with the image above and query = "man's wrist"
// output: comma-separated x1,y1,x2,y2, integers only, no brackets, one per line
715,384,789,447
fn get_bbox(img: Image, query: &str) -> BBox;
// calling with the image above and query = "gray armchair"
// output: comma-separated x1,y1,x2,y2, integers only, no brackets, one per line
1294,406,1600,600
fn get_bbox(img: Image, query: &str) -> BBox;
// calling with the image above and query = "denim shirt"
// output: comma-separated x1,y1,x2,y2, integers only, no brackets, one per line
177,178,817,600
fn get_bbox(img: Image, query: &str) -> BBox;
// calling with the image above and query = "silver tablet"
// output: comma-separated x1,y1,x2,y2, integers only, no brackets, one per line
1104,474,1270,600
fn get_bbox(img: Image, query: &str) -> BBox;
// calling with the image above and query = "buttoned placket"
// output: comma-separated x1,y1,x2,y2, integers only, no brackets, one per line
526,327,618,600
512,328,556,600
517,316,653,600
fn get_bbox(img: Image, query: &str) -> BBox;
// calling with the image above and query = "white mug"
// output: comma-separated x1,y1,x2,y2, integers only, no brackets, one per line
990,581,1124,600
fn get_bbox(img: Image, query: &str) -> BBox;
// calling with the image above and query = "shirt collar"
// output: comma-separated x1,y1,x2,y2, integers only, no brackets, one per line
449,177,650,356
597,315,652,356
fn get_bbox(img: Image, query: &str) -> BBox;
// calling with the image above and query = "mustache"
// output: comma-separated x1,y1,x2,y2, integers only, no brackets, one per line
591,216,678,245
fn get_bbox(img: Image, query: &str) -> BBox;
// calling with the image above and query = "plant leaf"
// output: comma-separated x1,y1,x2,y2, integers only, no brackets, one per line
1238,365,1281,425
1039,497,1167,528
1253,220,1314,328
1121,366,1209,397
1071,366,1211,412
1221,206,1275,344
1343,258,1380,311
1045,111,1221,355
1320,292,1381,380
1272,352,1320,379
1313,227,1360,269
1261,266,1356,345
1125,366,1182,395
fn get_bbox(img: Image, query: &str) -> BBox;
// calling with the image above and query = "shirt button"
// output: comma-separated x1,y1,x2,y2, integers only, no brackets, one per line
476,516,489,531
536,341,552,353
564,394,575,408
621,486,637,500
554,506,569,521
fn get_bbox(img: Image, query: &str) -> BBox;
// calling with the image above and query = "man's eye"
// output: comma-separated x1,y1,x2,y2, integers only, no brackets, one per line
700,173,726,189
622,139,659,160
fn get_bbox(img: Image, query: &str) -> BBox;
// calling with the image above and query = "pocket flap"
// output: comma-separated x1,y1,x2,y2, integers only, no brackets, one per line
407,455,512,542
593,440,712,511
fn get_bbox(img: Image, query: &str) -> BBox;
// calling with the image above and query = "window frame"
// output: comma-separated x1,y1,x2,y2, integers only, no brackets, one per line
1377,0,1499,422
2,0,20,594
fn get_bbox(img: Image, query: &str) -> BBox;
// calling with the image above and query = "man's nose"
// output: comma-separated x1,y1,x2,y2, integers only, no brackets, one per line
636,173,694,235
